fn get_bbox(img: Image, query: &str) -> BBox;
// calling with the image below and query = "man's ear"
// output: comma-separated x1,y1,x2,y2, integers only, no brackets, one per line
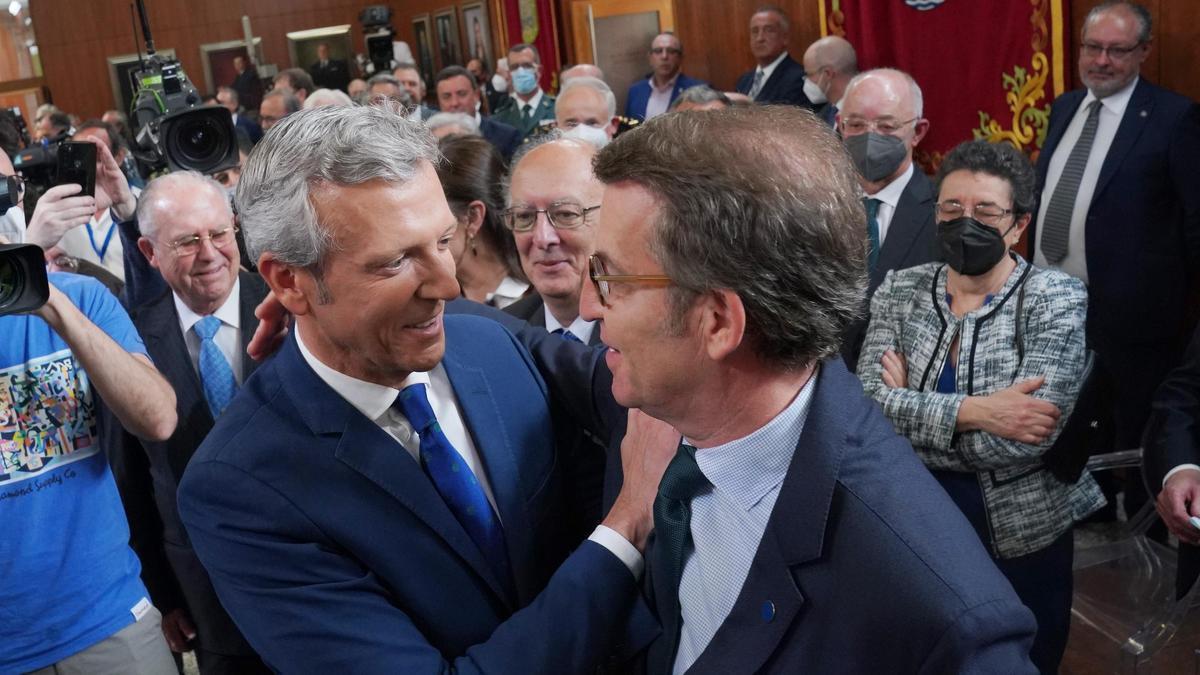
257,253,315,316
137,237,160,270
697,288,747,362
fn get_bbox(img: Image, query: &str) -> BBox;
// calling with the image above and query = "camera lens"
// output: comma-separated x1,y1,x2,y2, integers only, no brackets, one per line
0,254,23,311
172,116,223,165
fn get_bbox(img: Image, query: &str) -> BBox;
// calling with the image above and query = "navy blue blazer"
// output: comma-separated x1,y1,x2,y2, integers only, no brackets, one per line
624,74,707,121
177,314,650,672
480,116,522,163
1033,79,1200,356
508,318,1037,672
735,53,812,107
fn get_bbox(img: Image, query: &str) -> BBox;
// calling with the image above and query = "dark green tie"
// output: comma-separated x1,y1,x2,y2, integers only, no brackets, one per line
864,197,881,274
649,441,711,674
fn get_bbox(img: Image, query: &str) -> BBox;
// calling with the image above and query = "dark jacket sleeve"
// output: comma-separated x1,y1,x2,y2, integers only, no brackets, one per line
1144,322,1200,488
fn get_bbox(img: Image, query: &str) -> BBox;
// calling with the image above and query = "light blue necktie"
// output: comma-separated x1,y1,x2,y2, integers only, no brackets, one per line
394,383,514,596
552,327,583,343
864,197,882,274
194,315,238,419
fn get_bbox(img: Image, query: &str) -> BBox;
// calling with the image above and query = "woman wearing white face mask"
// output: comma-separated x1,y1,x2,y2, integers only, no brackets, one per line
857,140,1104,674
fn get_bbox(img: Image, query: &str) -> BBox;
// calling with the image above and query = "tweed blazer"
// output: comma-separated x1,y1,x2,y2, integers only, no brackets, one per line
858,254,1105,558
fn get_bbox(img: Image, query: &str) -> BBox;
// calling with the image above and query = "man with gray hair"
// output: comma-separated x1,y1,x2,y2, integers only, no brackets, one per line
801,35,858,125
393,62,436,121
426,111,480,139
836,67,937,369
365,72,412,109
735,5,811,106
578,104,1035,672
669,85,731,112
257,89,299,132
560,63,605,83
555,76,619,140
177,103,671,671
113,171,271,673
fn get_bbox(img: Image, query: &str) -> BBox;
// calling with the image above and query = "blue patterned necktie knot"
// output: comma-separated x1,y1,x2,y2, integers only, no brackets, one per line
194,315,237,419
393,383,513,596
552,327,583,343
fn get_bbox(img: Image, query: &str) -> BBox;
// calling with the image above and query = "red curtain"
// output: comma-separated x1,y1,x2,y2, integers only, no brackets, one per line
500,0,562,92
820,0,1069,171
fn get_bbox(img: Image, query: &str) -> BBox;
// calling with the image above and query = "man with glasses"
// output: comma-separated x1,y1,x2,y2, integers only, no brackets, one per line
625,32,706,122
113,171,272,673
492,43,557,141
735,5,811,107
836,68,938,369
1033,0,1200,525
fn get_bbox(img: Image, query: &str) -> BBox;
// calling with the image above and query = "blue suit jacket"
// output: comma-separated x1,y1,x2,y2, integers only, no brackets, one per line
624,74,707,121
177,314,650,672
735,53,813,107
507,317,1037,673
480,116,522,163
1033,79,1200,356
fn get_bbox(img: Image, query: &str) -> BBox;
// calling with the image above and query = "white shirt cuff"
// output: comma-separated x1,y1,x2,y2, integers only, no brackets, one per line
588,524,644,579
1164,464,1200,487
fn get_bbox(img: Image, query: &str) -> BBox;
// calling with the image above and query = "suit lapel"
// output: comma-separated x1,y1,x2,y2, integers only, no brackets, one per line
686,361,851,673
1093,79,1154,203
237,272,268,380
873,171,935,290
759,55,795,101
274,337,513,610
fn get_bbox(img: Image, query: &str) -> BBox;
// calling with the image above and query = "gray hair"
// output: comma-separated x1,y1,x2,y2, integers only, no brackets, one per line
844,67,924,119
302,88,355,109
262,89,301,115
137,171,232,239
558,76,616,119
593,105,867,368
669,85,731,111
235,103,438,274
753,4,790,32
1084,1,1152,43
426,112,480,136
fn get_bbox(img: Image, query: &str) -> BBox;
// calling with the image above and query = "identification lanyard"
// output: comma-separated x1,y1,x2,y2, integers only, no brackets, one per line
86,218,116,262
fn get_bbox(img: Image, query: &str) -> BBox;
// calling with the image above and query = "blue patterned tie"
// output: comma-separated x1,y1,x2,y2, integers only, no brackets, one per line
552,327,583,343
864,197,882,274
394,383,513,594
193,316,237,418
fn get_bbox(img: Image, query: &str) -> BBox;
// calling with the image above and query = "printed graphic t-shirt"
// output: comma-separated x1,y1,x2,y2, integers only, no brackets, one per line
0,272,152,672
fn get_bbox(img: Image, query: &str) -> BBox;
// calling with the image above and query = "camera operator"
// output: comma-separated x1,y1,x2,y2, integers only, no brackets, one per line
0,187,178,673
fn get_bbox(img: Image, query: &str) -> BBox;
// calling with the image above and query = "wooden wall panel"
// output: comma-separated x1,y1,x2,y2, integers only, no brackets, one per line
26,0,1200,121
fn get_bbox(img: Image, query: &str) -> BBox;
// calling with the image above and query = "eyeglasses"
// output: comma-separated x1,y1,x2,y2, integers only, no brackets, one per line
588,254,672,307
935,201,1014,225
840,116,919,136
161,226,239,257
1080,41,1143,60
650,47,681,56
503,202,600,232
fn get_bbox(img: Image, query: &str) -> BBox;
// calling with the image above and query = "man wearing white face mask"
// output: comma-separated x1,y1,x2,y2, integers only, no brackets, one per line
492,44,556,140
555,77,619,142
802,35,859,126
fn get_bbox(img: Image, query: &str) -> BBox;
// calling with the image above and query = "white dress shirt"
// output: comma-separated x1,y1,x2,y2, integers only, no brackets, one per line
486,276,529,309
294,327,641,576
866,162,915,246
672,371,818,674
512,89,544,116
750,51,789,99
174,277,243,385
645,74,679,120
543,306,596,344
1034,76,1139,284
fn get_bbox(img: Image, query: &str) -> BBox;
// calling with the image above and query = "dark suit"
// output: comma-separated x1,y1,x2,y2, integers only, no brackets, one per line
817,101,838,126
492,93,556,140
735,53,812,107
1143,322,1200,596
231,68,262,112
1033,79,1200,450
309,58,352,92
625,74,707,121
114,272,270,673
507,318,1037,672
177,314,654,672
233,114,262,145
840,169,939,370
479,116,522,163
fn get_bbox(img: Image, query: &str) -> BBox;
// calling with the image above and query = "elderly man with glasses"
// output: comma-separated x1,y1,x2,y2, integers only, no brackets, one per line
835,67,939,370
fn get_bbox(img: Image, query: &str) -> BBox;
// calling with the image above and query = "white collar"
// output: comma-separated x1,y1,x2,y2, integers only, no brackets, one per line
295,327,433,422
757,51,789,80
486,276,529,307
513,89,544,111
867,162,914,207
174,276,241,335
1084,75,1138,117
650,73,679,92
543,304,596,344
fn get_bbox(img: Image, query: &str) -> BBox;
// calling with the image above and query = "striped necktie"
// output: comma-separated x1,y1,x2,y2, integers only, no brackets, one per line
1040,100,1103,263
747,70,765,100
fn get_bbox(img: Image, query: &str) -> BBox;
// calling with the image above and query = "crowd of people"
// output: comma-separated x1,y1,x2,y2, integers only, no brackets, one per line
3,1,1200,673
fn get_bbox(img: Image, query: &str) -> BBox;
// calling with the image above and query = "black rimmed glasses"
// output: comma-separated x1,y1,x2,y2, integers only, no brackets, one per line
502,202,600,232
588,254,672,307
1080,41,1144,61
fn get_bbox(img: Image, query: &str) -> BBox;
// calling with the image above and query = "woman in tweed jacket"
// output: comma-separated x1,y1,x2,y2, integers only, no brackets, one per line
857,140,1104,674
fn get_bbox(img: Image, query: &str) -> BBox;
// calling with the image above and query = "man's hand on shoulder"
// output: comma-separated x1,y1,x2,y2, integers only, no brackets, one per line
602,409,680,552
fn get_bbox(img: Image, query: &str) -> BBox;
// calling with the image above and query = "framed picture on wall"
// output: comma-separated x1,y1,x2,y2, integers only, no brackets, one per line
199,38,262,96
106,50,177,115
433,7,462,69
286,25,353,72
412,14,436,88
460,2,493,67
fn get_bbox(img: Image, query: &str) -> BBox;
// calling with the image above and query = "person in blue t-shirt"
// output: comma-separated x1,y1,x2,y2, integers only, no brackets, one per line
1,271,178,673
